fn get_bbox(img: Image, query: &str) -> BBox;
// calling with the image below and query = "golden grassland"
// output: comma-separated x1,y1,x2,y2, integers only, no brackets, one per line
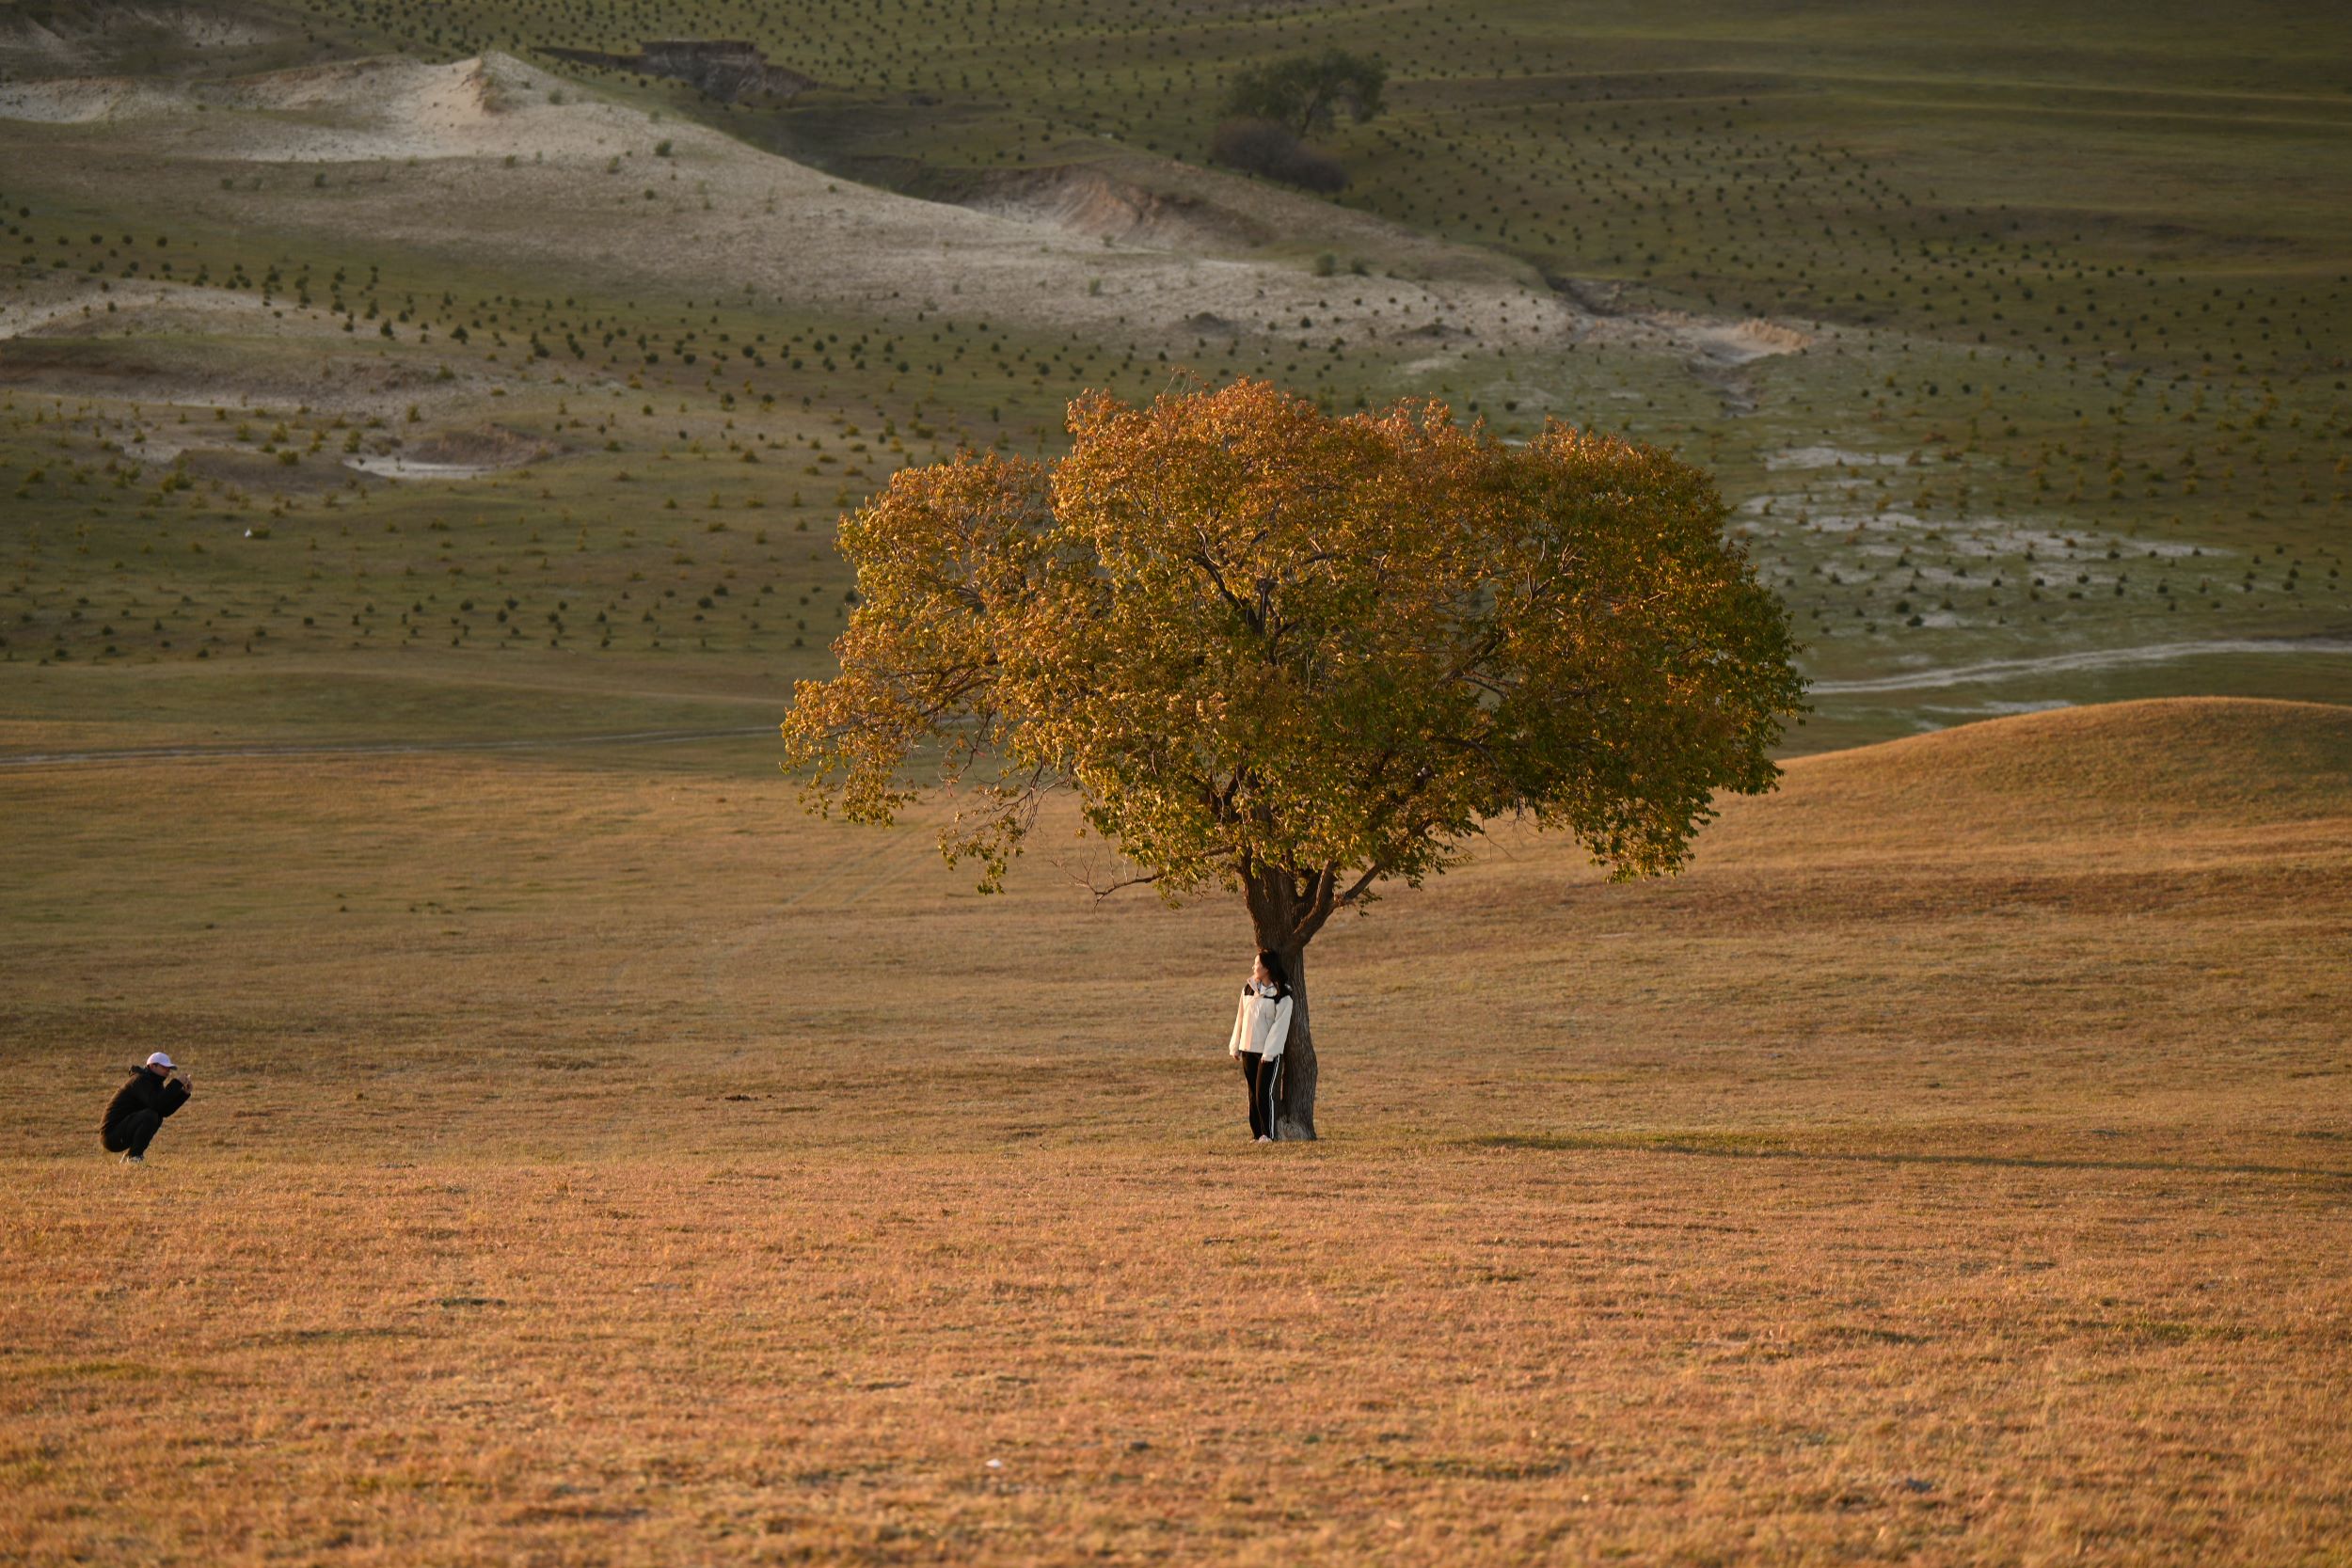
3,697,2349,1564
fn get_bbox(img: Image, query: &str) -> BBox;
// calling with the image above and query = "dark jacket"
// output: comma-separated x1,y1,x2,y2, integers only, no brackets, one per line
102,1067,189,1137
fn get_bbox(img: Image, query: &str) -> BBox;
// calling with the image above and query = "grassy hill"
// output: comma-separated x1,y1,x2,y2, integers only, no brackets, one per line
2,0,2350,751
2,696,2347,1562
1743,695,2352,840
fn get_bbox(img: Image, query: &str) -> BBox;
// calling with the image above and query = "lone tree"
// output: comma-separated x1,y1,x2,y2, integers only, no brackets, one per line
782,380,1804,1139
1222,48,1388,139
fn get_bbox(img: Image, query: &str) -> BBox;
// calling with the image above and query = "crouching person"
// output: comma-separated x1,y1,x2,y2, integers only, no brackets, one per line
102,1052,192,1164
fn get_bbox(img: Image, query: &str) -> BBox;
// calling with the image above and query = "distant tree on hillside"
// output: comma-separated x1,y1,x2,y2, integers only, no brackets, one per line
1223,49,1388,139
1211,50,1385,192
782,379,1804,1140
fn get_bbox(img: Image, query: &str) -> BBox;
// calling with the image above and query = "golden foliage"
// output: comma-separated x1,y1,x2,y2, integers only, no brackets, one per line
784,378,1804,946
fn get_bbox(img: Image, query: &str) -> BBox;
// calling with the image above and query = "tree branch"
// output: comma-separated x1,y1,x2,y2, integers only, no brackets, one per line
1063,863,1163,902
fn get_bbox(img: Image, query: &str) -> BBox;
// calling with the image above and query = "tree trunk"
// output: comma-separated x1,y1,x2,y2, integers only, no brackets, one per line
1271,942,1317,1141
1243,867,1326,1141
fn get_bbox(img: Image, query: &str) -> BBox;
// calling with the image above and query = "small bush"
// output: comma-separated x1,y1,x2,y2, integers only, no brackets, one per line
1209,119,1345,194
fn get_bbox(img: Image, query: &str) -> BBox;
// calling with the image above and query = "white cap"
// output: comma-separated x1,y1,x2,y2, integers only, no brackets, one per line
146,1052,176,1069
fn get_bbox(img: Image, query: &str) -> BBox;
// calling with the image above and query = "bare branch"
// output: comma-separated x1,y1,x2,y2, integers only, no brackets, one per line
1332,863,1385,907
1061,863,1163,902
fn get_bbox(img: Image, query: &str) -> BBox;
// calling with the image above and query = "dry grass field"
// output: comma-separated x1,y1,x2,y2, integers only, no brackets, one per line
7,2,2350,1560
4,696,2348,1565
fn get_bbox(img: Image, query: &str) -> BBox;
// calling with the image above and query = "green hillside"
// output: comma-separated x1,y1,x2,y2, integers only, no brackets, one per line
2,0,2348,750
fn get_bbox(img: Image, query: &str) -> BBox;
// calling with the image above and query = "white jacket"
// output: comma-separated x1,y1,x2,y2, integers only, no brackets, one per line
1227,984,1294,1061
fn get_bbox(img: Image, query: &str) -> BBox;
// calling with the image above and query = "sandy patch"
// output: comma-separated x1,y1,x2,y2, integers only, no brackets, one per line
0,75,183,122
1565,305,1812,414
1765,445,1912,470
342,455,502,479
1569,291,1814,362
1628,311,1812,365
1,53,1814,375
0,278,348,342
956,166,1273,254
345,423,553,479
0,281,504,420
1812,639,2352,694
1737,486,2228,564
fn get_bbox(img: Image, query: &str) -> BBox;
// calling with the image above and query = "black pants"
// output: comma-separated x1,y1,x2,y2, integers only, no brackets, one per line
102,1109,161,1157
1239,1052,1280,1139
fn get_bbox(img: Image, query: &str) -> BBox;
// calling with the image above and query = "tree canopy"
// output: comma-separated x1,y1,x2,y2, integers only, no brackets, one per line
782,379,1806,953
1221,49,1388,140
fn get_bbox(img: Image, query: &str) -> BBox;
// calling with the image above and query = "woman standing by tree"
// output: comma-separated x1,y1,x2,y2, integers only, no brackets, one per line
1227,950,1295,1143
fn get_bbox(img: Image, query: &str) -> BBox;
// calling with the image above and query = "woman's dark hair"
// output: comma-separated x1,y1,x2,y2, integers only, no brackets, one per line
1253,949,1294,1000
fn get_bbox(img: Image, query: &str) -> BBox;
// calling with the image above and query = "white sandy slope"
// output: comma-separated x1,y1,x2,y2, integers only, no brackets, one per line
0,54,1812,374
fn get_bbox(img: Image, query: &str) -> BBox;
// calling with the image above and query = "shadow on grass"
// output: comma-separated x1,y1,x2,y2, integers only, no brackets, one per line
1469,1132,2352,1185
